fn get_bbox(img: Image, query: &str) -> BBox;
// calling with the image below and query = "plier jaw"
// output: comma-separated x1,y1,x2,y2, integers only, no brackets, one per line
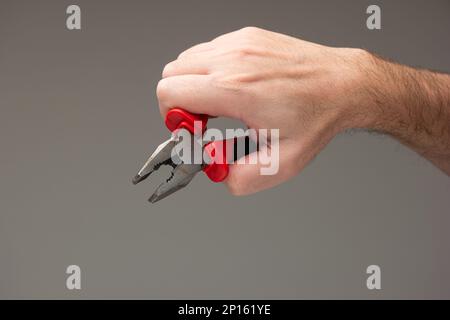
132,133,203,203
132,136,178,186
148,162,203,203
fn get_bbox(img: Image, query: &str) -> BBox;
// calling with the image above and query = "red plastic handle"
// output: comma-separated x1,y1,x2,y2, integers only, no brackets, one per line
164,108,229,182
203,140,229,182
165,108,208,135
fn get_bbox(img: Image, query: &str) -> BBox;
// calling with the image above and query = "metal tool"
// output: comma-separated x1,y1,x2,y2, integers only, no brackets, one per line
132,108,235,203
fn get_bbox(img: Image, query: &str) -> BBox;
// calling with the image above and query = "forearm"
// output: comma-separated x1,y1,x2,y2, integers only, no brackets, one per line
356,52,450,174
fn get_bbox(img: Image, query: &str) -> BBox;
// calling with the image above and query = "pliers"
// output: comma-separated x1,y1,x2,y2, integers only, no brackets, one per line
132,108,238,203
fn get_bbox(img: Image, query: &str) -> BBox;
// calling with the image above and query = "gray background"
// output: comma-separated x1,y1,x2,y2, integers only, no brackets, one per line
0,0,449,299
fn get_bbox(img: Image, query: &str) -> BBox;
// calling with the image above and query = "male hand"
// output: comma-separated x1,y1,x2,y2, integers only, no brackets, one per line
156,27,450,195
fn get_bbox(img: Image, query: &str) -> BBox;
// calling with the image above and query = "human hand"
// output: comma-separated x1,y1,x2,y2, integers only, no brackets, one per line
156,27,450,195
156,27,369,195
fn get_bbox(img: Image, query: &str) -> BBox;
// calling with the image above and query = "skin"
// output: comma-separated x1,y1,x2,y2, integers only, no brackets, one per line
157,27,450,195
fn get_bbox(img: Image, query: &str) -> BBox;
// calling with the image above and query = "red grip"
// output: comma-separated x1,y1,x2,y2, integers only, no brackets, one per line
165,108,208,135
165,108,229,182
203,141,229,182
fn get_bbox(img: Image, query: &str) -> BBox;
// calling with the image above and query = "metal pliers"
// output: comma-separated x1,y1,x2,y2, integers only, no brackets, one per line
132,108,231,203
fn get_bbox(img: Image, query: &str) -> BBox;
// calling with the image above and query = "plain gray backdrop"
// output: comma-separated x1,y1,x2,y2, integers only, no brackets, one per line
0,0,449,299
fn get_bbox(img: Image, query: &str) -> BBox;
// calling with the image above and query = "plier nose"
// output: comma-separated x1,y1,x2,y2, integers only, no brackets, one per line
132,136,178,186
132,108,229,203
132,134,204,203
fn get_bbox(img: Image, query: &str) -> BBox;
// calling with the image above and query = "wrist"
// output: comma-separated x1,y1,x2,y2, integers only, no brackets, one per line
339,49,408,133
348,51,450,163
330,48,378,132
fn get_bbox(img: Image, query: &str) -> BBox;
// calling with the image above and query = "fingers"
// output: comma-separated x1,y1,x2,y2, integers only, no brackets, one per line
212,26,263,43
178,42,214,59
162,55,211,78
224,142,300,196
176,28,252,59
165,27,269,78
163,42,216,78
176,27,263,60
156,74,242,119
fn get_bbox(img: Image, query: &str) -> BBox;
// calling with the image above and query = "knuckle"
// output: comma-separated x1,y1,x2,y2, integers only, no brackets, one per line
156,78,170,101
177,50,190,59
161,61,175,78
211,73,242,92
228,44,254,60
215,70,258,88
231,45,258,59
239,26,261,35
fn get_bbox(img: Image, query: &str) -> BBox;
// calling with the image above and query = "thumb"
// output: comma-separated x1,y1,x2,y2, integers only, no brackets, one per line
224,140,299,196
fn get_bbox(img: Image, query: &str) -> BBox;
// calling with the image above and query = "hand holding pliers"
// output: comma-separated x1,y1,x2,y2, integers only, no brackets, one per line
132,108,245,203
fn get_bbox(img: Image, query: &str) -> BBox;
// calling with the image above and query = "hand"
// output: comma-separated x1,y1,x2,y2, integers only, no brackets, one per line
156,27,450,195
156,27,367,195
